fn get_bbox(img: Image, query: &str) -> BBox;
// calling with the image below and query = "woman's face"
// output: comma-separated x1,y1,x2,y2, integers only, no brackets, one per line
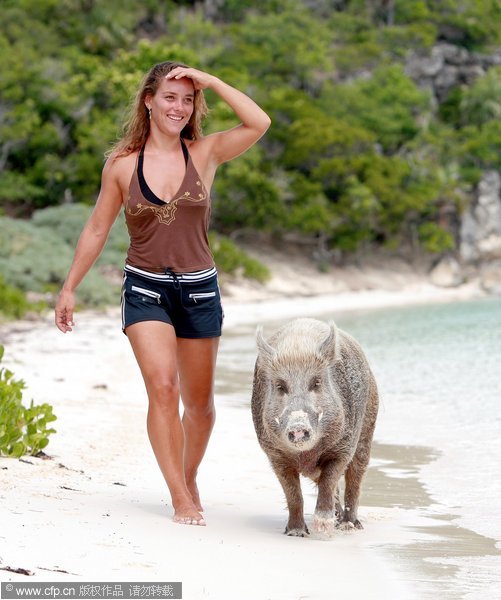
146,76,195,135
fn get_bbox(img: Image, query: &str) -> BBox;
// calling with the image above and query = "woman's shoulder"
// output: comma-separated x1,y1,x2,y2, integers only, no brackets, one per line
106,149,138,169
104,150,138,177
101,150,139,194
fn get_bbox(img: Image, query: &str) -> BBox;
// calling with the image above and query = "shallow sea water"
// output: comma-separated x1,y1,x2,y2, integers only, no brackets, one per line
216,296,501,599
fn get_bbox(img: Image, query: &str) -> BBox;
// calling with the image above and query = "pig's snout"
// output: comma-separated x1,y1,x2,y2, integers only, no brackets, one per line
287,427,311,443
283,410,317,448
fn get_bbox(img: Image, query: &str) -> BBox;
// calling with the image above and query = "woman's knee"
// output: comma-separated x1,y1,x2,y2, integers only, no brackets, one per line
183,397,216,421
146,376,180,408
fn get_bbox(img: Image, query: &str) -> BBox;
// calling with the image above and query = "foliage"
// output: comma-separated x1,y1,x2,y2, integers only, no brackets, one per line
0,345,57,457
0,215,120,306
423,0,501,48
460,66,501,126
323,66,431,152
0,275,29,319
0,0,500,270
213,153,286,233
209,233,270,283
31,204,130,267
418,222,455,254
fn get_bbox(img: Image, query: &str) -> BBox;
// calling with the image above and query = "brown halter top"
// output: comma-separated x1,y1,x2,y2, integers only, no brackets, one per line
124,140,215,273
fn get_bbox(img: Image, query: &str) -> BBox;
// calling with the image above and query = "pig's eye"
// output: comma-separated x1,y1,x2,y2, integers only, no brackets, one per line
309,377,321,391
275,380,288,394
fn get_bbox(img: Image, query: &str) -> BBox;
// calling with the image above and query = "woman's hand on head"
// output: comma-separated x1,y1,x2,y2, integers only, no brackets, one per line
165,67,214,90
55,289,76,333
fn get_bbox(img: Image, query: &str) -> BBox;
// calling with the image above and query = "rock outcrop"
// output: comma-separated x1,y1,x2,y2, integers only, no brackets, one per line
427,171,501,290
458,171,501,293
460,171,501,264
430,256,464,288
406,42,501,102
406,44,501,292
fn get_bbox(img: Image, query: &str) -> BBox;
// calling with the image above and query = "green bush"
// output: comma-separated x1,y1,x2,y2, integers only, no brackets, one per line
213,159,285,233
209,233,270,283
460,66,501,127
418,222,455,254
0,216,76,292
0,214,121,306
0,345,57,457
0,275,29,319
31,204,129,267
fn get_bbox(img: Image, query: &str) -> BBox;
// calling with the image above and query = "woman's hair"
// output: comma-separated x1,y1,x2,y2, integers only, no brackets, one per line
107,61,209,159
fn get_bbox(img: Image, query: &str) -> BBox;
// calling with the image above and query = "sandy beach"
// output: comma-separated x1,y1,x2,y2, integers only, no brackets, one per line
1,258,499,600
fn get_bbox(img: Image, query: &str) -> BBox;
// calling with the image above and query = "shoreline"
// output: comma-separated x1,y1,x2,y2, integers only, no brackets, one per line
222,278,486,328
219,243,491,327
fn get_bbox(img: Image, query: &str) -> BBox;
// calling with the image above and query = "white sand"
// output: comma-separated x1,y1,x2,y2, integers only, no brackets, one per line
0,261,487,598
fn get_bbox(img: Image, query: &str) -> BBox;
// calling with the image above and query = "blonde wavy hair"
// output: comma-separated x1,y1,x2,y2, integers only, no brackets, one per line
107,61,209,159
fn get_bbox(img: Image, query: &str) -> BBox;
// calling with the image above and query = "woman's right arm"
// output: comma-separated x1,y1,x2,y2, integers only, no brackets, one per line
55,158,124,333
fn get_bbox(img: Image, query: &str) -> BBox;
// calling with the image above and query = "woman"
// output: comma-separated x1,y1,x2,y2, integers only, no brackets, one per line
55,61,271,526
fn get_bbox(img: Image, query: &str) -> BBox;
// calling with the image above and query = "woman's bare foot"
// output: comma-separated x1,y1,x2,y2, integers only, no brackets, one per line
173,514,206,526
173,500,206,526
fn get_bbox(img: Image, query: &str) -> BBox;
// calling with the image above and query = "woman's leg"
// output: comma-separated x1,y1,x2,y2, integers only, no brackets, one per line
177,337,219,512
125,320,205,525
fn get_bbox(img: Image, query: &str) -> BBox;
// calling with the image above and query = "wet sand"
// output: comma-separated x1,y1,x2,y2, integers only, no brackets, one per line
364,443,501,599
1,299,500,599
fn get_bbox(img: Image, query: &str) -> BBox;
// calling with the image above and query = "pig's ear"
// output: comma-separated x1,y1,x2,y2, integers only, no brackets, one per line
319,321,340,363
256,326,276,365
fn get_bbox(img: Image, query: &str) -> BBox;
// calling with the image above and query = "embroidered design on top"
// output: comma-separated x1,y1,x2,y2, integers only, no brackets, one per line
127,182,207,226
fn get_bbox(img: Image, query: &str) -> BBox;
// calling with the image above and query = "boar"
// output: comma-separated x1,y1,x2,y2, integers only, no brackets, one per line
251,318,378,536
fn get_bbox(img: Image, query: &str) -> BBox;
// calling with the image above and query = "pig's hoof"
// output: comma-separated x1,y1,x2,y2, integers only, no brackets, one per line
337,519,363,531
285,524,309,537
313,513,336,535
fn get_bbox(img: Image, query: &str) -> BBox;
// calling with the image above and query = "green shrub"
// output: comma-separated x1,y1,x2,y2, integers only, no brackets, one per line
0,275,29,319
418,222,455,254
0,214,121,306
0,216,73,292
460,67,501,127
209,233,270,283
31,204,130,267
0,345,57,457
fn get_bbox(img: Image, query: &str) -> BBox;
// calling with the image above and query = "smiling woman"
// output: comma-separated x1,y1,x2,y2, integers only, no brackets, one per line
54,60,271,527
150,79,195,130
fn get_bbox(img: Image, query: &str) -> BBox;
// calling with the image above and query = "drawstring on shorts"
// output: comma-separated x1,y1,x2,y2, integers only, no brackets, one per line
164,267,181,289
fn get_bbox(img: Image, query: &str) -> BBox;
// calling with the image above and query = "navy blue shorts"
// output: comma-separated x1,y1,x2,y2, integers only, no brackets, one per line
121,265,223,339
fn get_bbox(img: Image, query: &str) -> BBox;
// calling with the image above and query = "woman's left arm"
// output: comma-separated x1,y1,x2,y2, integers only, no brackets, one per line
167,67,271,165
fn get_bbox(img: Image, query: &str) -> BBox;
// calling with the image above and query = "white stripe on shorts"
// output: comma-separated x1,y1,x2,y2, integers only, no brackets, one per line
124,264,217,283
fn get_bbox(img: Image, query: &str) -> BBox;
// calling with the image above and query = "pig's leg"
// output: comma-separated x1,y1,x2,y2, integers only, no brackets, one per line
271,462,308,536
313,457,350,534
341,389,378,530
341,437,373,529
